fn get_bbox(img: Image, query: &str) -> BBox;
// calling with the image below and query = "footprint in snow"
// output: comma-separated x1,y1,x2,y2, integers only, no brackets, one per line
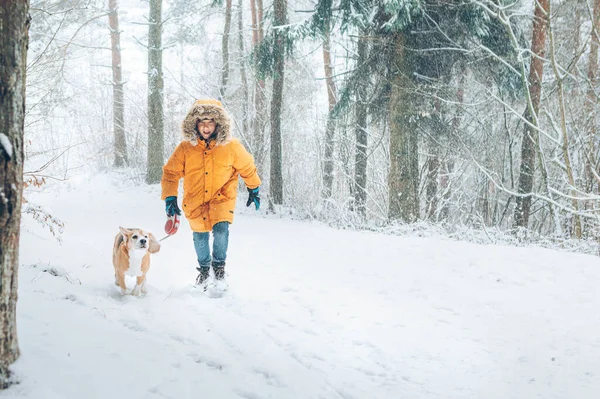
253,367,284,387
121,319,146,332
190,354,226,371
234,389,262,399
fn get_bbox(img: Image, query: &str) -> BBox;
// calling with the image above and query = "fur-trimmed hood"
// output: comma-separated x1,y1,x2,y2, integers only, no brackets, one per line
181,98,232,146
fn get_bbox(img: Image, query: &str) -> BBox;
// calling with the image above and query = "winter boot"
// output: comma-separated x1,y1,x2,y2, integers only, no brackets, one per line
212,261,226,280
209,261,228,295
195,267,210,286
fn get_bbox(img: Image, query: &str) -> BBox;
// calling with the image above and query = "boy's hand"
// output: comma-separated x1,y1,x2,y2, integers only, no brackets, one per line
165,196,181,216
246,187,260,211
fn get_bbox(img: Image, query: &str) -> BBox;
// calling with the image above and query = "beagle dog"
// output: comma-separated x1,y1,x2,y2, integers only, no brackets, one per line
112,227,160,296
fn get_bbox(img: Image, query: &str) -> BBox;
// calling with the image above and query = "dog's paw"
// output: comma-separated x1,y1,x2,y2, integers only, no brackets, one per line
132,285,142,296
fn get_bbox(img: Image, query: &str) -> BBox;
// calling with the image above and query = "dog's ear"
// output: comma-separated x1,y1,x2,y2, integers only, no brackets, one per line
148,233,161,254
119,226,131,241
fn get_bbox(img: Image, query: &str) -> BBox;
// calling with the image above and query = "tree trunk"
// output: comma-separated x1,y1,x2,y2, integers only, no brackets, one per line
322,23,337,199
354,34,368,217
146,0,164,184
269,0,286,206
238,0,249,142
257,0,264,42
585,0,600,191
548,1,582,237
440,74,463,220
574,0,582,57
426,100,442,220
426,140,440,220
388,33,419,222
250,0,267,169
108,0,127,167
220,0,233,101
513,0,549,229
250,0,259,44
0,2,29,387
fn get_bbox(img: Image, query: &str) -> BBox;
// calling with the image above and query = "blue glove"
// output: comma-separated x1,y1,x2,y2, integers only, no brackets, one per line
246,187,260,210
165,196,181,216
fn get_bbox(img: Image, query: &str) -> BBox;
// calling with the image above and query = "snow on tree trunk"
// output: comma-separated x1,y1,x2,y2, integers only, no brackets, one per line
108,0,128,167
0,1,29,388
146,0,164,184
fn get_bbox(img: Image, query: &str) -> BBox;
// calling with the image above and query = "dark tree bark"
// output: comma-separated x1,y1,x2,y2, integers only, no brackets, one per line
269,0,287,206
388,33,419,222
354,33,368,216
0,1,29,388
146,0,164,184
514,0,550,229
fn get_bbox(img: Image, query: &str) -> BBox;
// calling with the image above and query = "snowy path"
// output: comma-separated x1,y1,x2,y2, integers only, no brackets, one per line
4,174,600,398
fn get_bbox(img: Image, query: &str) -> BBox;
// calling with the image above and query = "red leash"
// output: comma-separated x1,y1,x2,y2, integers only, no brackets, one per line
159,214,180,241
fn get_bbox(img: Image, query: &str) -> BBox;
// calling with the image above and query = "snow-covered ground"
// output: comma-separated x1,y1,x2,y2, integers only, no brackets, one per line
3,172,600,399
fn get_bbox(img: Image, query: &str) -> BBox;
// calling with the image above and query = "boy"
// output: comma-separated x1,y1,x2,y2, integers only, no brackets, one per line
161,99,260,287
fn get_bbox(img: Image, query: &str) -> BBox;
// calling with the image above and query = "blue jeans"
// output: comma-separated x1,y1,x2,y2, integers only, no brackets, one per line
193,221,229,269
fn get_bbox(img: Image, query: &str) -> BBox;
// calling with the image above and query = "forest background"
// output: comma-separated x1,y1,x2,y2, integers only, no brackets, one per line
20,0,600,251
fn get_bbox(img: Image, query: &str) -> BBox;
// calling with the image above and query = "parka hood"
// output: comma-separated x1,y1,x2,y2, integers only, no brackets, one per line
181,98,232,146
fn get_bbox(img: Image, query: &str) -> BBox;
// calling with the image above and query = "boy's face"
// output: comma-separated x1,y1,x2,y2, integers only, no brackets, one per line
197,119,216,140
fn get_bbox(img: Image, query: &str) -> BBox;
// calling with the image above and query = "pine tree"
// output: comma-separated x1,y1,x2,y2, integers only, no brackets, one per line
309,0,520,222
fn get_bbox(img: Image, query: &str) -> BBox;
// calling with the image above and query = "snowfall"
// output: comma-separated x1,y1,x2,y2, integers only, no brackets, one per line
2,172,599,399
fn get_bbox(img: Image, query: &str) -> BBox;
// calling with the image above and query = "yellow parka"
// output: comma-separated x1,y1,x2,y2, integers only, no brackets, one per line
161,99,261,232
